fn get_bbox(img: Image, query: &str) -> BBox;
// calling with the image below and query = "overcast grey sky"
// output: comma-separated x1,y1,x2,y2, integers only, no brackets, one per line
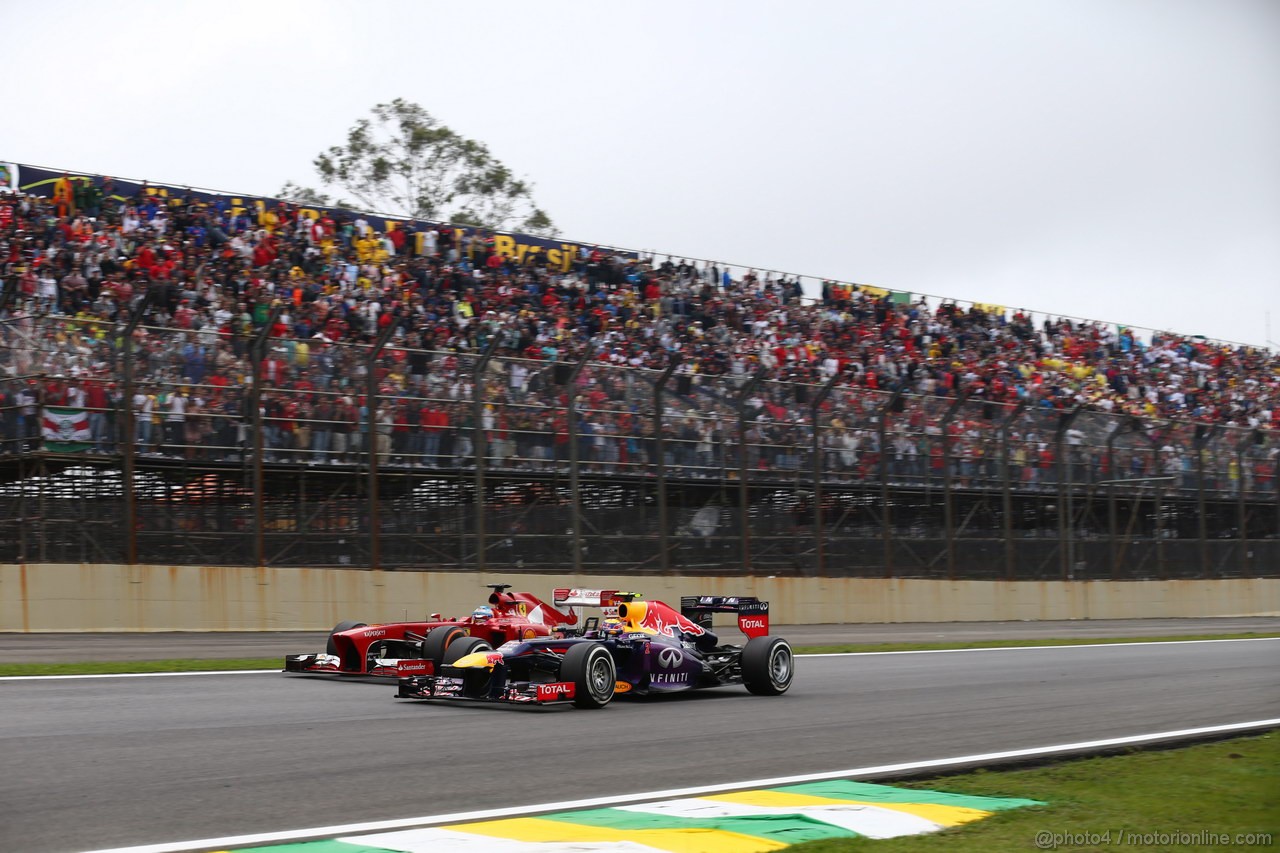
7,0,1278,346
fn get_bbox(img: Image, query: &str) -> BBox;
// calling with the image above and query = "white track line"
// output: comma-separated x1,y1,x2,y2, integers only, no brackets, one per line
0,669,278,681
4,636,1276,680
84,717,1280,853
804,636,1280,657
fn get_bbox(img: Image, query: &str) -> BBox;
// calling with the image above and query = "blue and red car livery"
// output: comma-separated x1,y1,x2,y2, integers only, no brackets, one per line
395,592,794,708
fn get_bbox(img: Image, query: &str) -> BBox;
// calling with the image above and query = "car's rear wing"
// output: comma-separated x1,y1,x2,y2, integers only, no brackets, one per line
680,596,771,639
552,589,635,608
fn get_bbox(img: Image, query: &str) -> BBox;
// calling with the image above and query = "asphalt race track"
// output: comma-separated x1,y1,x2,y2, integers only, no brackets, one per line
2,638,1277,853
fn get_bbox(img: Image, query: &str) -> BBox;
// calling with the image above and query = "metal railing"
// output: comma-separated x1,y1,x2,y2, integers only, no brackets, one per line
0,317,1276,578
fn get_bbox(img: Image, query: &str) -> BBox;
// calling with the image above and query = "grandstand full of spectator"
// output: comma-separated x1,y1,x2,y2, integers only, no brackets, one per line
0,174,1276,497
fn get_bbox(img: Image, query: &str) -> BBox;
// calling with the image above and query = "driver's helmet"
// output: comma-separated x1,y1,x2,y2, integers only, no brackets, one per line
471,605,494,622
600,616,625,637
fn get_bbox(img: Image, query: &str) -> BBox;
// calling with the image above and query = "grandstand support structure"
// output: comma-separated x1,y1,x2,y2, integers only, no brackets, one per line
0,446,1276,580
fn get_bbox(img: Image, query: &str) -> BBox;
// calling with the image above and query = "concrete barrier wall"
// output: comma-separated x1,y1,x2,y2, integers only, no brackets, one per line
2,564,1277,632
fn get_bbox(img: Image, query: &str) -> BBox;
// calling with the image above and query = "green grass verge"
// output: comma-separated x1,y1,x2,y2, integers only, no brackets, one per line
787,733,1279,852
0,658,282,676
1,632,1275,677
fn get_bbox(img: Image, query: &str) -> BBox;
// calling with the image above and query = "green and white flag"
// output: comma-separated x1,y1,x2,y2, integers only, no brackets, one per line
42,407,92,452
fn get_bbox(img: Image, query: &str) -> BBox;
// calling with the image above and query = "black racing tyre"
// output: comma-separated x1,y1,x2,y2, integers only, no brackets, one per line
442,636,493,665
559,642,616,709
326,620,367,656
741,636,794,696
440,637,495,698
422,625,470,665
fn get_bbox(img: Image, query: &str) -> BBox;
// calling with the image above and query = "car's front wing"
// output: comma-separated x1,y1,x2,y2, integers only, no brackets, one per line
284,653,413,678
396,673,577,706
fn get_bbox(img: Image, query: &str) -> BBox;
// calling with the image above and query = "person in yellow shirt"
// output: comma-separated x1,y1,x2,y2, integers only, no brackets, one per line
355,234,379,263
260,207,280,233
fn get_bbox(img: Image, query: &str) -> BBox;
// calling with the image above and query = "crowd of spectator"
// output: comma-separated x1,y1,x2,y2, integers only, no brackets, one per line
0,178,1277,497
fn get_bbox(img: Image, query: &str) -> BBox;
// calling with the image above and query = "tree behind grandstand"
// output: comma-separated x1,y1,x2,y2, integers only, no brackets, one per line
279,98,555,236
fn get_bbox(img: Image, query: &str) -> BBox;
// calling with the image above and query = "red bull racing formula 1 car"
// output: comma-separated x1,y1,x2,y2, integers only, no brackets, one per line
395,591,793,709
283,584,602,678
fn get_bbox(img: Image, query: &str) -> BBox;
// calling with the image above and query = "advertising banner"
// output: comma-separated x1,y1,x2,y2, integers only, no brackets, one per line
12,162,635,271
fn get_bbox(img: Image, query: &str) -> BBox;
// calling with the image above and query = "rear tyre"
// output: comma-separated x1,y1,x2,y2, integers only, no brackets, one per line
422,625,469,665
559,642,616,709
741,636,793,696
325,620,367,656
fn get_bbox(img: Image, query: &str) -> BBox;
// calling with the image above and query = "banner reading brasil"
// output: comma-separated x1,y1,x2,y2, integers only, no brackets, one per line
4,162,635,271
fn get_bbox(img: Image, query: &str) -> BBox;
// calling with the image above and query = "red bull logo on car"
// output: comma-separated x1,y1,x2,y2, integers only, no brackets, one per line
619,600,705,638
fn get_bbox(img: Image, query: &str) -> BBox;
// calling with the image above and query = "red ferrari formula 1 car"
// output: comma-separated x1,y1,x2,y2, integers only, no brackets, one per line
283,584,611,678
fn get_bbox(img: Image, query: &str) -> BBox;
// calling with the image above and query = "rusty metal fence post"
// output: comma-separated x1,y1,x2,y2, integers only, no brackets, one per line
998,400,1027,580
809,373,842,576
1106,416,1140,579
472,336,501,573
250,305,283,568
366,321,398,571
1193,423,1219,577
119,295,151,565
565,346,595,577
1233,429,1256,577
1054,406,1083,580
734,370,767,571
876,384,908,578
939,392,968,580
653,357,682,575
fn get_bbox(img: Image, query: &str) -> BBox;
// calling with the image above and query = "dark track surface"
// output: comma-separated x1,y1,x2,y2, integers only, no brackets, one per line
2,638,1277,853
3,616,1277,662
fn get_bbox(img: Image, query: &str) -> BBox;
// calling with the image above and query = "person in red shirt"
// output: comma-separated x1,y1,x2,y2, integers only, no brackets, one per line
135,242,157,273
84,379,111,452
387,224,406,256
426,402,450,467
253,236,278,268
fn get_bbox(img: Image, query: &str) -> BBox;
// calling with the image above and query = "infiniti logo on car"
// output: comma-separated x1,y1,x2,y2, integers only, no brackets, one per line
657,646,683,668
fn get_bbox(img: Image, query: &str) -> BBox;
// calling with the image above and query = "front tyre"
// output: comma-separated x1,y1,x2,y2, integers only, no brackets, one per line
326,620,367,656
442,636,493,665
422,625,469,665
440,636,495,698
741,636,794,696
559,642,616,709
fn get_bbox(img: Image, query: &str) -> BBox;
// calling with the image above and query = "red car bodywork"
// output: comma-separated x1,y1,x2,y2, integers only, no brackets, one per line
284,586,617,677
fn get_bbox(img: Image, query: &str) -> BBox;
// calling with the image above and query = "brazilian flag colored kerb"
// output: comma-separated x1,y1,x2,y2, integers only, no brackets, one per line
226,781,1043,852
